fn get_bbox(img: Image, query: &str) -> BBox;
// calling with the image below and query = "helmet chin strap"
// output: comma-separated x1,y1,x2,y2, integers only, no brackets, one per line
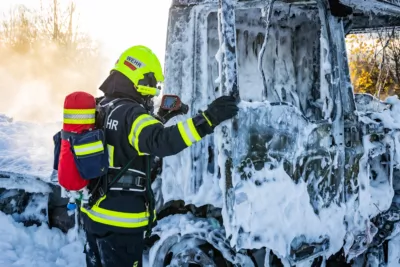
144,97,155,114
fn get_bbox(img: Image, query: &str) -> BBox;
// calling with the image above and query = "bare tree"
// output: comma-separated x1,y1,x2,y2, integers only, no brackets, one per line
347,28,400,99
0,0,105,122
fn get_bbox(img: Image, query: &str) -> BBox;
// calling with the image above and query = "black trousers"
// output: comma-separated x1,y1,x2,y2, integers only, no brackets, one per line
84,231,144,267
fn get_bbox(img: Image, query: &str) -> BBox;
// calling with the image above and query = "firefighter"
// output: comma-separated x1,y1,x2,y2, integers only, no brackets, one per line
80,45,239,267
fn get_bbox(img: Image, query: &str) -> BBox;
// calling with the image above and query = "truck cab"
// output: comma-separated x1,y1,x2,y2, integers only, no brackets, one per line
144,0,400,266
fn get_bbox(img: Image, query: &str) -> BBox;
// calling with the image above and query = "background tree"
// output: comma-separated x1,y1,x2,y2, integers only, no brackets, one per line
347,28,400,99
0,0,106,122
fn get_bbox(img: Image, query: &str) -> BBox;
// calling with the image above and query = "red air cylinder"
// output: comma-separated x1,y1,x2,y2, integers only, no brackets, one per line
57,91,96,191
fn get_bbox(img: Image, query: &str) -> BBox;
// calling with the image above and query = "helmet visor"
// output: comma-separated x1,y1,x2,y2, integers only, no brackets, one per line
138,72,157,87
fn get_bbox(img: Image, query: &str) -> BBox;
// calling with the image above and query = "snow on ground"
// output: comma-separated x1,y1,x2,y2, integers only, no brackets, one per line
0,212,85,267
0,114,60,180
0,114,88,267
0,114,86,266
0,114,156,266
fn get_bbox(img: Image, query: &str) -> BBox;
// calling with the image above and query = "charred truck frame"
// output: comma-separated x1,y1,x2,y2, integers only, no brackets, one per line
146,0,400,266
2,0,400,266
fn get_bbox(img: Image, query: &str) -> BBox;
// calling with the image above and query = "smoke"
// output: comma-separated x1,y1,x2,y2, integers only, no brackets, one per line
0,41,108,123
0,1,109,123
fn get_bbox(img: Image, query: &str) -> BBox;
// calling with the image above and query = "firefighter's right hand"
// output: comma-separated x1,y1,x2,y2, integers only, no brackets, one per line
203,95,239,127
157,102,188,123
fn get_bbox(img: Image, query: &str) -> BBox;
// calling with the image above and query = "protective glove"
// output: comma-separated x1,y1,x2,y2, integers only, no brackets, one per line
156,106,187,124
203,95,239,127
192,95,239,137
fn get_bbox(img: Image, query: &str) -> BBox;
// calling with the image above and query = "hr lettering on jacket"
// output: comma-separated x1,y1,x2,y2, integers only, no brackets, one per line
106,119,119,131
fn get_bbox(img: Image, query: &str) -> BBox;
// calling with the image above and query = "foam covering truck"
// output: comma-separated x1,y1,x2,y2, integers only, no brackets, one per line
1,0,400,266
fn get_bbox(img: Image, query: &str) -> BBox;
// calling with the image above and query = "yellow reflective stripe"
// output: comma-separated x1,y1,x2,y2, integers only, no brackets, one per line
63,118,96,124
80,195,157,228
136,85,159,96
128,114,147,146
92,205,150,219
80,207,151,228
202,112,212,126
177,118,202,147
107,144,114,167
177,122,190,146
63,108,95,124
134,120,160,154
128,114,160,155
64,108,96,114
73,140,103,156
187,119,201,141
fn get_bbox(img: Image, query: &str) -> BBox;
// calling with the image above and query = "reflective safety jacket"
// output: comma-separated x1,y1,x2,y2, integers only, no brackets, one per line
80,97,212,235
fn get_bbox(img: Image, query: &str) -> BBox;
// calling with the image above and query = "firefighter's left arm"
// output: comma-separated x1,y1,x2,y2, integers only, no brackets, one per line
127,106,213,158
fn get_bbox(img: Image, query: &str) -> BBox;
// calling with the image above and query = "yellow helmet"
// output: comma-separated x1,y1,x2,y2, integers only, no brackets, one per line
112,45,164,96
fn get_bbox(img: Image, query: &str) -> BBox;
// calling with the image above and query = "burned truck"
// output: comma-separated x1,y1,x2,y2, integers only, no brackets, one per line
144,0,400,266
1,0,400,266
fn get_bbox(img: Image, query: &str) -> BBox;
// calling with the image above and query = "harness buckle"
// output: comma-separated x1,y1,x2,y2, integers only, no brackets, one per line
135,176,146,188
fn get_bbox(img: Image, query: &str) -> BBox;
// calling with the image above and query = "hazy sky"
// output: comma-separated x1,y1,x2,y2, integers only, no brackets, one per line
76,0,172,67
0,0,172,68
0,0,173,122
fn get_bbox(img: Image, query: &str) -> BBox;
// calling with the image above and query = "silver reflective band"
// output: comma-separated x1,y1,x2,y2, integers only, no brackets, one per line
182,121,198,143
85,209,149,223
63,114,95,119
74,143,103,154
131,116,156,142
110,187,146,192
108,167,146,176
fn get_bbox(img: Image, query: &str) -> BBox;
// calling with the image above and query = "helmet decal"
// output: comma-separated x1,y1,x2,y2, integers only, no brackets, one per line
124,56,145,71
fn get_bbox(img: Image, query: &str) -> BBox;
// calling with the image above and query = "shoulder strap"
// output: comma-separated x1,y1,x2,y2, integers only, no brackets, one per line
145,155,155,237
98,157,136,198
88,157,136,205
88,97,139,204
